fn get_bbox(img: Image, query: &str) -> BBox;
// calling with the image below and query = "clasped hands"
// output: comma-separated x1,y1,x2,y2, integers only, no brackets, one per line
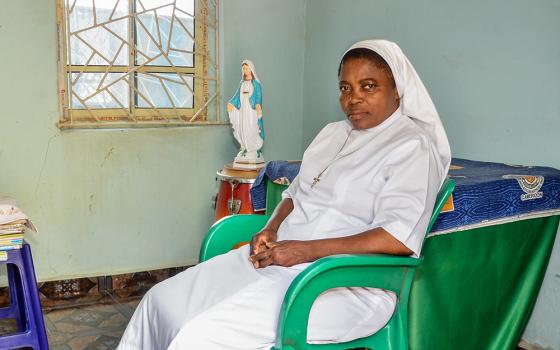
249,228,310,268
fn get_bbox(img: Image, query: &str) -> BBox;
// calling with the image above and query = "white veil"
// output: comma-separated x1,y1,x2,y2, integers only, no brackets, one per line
241,59,260,83
344,39,451,180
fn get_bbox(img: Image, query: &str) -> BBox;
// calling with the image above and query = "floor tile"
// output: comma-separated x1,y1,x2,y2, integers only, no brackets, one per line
83,334,121,350
0,318,18,336
43,313,58,331
51,320,95,334
45,307,78,323
58,308,116,328
0,297,134,348
98,312,128,329
67,334,99,350
47,329,73,345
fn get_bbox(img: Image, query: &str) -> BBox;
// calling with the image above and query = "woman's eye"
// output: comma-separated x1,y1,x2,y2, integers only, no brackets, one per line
364,83,376,90
339,85,350,92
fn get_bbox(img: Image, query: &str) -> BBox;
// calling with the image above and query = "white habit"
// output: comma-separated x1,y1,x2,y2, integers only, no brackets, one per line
118,39,450,350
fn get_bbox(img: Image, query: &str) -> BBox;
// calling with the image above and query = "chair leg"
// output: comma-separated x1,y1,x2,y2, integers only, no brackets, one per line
7,263,27,332
20,245,49,350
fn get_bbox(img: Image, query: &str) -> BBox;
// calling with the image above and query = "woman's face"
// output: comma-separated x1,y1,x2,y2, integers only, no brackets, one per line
338,57,400,130
242,64,252,80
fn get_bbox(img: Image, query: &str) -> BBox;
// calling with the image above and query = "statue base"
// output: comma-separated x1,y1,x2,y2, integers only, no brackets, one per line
232,160,265,170
222,164,262,177
232,154,265,170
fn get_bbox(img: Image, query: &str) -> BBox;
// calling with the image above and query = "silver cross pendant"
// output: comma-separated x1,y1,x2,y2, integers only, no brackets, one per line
311,176,320,188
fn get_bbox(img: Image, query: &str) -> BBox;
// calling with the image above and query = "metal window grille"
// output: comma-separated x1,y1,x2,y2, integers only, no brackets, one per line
56,0,221,129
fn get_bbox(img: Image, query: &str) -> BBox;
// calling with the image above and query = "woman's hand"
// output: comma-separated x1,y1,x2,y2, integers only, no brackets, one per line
250,228,277,257
249,198,295,268
227,103,234,113
249,240,311,268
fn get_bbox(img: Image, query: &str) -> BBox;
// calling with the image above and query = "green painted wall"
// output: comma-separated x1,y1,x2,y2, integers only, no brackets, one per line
301,0,560,348
0,0,305,281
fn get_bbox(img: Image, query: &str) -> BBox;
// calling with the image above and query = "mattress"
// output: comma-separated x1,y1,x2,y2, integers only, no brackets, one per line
430,158,560,235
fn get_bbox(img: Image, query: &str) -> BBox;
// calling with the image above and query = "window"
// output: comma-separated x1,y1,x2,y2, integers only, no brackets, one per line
56,0,220,128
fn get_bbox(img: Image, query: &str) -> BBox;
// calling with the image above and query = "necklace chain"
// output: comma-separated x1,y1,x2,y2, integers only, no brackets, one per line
311,129,354,189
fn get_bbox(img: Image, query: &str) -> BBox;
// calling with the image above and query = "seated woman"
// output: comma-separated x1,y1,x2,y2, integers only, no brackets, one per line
117,39,451,350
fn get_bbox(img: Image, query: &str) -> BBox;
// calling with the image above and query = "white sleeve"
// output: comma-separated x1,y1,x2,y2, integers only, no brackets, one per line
369,137,439,256
281,175,300,200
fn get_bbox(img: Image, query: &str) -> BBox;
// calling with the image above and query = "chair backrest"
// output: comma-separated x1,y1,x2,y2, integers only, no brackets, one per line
426,178,455,236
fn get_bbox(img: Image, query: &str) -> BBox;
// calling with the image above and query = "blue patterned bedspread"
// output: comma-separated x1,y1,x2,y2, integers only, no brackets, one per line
431,158,560,234
251,158,560,234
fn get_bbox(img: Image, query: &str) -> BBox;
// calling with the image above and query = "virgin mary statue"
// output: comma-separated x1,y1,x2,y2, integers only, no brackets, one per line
227,59,264,168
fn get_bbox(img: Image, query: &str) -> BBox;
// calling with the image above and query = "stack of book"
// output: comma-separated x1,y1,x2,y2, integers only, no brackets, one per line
0,196,37,251
0,219,25,250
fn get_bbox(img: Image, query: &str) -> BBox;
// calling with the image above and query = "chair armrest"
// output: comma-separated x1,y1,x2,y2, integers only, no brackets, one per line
275,254,420,349
199,214,270,262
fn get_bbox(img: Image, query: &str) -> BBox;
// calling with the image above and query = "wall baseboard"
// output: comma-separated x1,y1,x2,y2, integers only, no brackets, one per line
0,265,190,310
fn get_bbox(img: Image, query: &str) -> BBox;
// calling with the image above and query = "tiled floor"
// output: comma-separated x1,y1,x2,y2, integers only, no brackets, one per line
0,299,533,350
0,298,140,350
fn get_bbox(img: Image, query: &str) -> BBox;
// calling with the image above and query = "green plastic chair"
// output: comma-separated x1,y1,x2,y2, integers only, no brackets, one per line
199,179,455,350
